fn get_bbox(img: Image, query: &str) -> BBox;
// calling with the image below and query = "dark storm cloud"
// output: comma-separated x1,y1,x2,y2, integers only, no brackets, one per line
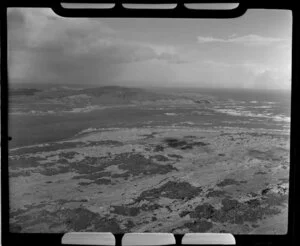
7,8,180,85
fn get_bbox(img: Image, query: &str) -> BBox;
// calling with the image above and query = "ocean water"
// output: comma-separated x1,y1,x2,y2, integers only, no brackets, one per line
8,87,291,148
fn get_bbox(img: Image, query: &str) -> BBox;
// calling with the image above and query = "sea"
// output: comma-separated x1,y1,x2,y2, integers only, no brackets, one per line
8,86,291,149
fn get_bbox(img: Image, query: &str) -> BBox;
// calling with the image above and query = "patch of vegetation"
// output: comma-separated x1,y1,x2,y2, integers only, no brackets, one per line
84,140,123,147
140,203,162,212
153,145,164,152
167,154,183,159
190,203,216,220
206,189,227,198
263,193,288,207
124,220,135,231
141,132,157,139
9,170,32,177
94,178,112,185
10,207,122,233
190,194,285,226
136,181,202,202
255,171,267,175
248,149,282,161
181,220,213,232
57,151,78,160
114,153,177,177
217,178,246,187
78,182,91,186
73,171,111,180
9,156,45,169
38,165,71,176
179,210,191,217
151,155,169,162
164,138,209,150
12,150,177,179
111,206,140,217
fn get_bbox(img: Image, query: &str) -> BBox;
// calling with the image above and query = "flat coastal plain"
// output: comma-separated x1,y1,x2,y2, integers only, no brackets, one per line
9,126,289,234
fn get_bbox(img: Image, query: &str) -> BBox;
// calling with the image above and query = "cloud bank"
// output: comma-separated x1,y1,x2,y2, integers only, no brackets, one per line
7,8,184,85
197,34,287,46
7,8,291,90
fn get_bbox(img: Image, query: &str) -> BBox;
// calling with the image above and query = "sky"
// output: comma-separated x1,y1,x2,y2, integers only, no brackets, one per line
7,8,292,90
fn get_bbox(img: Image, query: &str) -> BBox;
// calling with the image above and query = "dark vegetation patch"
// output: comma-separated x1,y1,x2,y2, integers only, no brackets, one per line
190,194,286,226
190,203,216,220
179,210,191,217
279,178,289,184
124,220,135,231
71,157,109,174
94,178,112,185
84,140,123,147
217,178,246,187
135,181,202,202
56,199,88,205
153,145,164,152
111,202,162,217
78,182,91,186
206,189,227,198
249,192,259,197
140,203,162,212
181,220,213,232
110,173,133,179
12,152,177,179
164,138,209,150
255,171,267,175
10,141,123,156
58,151,78,159
165,205,172,212
38,165,71,176
111,206,140,217
10,207,122,233
194,99,212,104
10,208,27,218
141,132,157,139
263,193,288,207
113,153,177,177
150,155,169,162
73,171,111,180
9,170,32,178
167,154,183,159
72,153,176,179
184,135,197,139
9,156,45,169
77,177,112,185
248,149,282,161
247,132,289,140
40,156,111,177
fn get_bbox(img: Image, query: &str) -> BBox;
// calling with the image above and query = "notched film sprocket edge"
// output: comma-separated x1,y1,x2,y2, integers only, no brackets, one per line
0,1,299,246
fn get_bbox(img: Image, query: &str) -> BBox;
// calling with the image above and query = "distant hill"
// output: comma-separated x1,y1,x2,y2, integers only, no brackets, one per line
10,88,41,96
81,86,167,104
9,85,216,110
